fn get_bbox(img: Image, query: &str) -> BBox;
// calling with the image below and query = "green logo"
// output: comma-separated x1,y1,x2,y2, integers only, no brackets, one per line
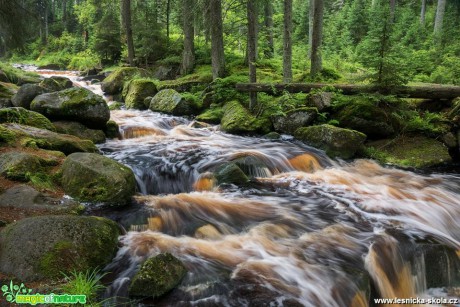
1,281,86,305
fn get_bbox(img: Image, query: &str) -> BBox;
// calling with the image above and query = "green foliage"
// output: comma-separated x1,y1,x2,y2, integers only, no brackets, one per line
61,269,107,305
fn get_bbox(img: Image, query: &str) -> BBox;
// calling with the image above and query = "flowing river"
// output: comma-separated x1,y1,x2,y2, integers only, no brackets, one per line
26,68,460,306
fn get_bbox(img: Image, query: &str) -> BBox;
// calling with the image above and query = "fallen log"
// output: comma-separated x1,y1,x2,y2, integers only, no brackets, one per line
235,83,460,99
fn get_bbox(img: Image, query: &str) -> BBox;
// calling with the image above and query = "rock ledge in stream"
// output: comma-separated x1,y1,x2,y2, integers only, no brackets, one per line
129,253,187,298
295,124,366,159
61,153,136,206
0,215,119,281
30,87,110,129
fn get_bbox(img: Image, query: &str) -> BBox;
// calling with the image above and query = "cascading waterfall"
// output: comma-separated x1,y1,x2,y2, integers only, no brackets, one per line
28,68,460,306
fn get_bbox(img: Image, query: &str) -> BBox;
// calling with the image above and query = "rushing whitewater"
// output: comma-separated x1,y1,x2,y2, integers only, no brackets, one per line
29,69,460,306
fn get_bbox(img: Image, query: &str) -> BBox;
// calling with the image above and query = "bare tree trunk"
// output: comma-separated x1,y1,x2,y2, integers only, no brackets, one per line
210,0,226,79
420,0,426,25
264,1,274,58
247,0,258,109
181,0,195,75
310,0,324,79
44,0,48,44
434,0,446,38
390,0,396,22
166,0,171,39
283,0,293,83
121,0,135,66
62,0,67,30
308,0,314,59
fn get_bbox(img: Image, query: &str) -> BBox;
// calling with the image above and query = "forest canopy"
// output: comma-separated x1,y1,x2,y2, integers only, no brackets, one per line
0,0,459,86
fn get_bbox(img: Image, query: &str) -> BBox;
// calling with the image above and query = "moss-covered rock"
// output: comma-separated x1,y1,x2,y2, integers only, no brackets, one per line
0,98,12,108
149,89,193,115
0,107,56,131
129,253,187,298
105,120,120,139
196,106,224,124
364,136,452,168
0,215,120,281
1,123,98,154
101,67,152,95
11,84,48,109
122,79,158,110
61,153,136,206
0,81,19,99
334,100,396,139
214,163,250,186
0,151,42,181
53,121,106,144
295,124,366,159
221,101,271,135
30,87,110,129
271,107,317,135
39,76,73,92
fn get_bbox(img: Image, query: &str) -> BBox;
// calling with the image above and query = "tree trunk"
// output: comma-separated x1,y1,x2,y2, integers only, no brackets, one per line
181,0,195,75
121,0,135,66
434,0,446,37
390,0,396,22
210,0,226,79
166,0,171,39
263,1,274,58
420,0,426,25
283,0,293,83
247,0,258,109
235,83,460,99
310,0,324,79
308,0,314,59
62,0,67,30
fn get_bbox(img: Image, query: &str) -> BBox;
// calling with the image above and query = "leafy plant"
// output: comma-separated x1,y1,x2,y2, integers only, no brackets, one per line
61,269,107,305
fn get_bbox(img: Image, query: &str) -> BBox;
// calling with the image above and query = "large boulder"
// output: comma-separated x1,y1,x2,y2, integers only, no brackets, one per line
129,253,187,298
271,108,317,135
221,101,271,135
365,136,452,168
0,151,42,181
39,76,73,92
11,84,48,109
0,107,56,131
1,123,98,154
0,82,18,100
295,124,366,159
30,87,110,129
196,106,224,124
0,215,119,281
334,100,396,139
122,79,158,110
148,89,193,115
101,67,152,95
53,121,106,144
61,153,136,206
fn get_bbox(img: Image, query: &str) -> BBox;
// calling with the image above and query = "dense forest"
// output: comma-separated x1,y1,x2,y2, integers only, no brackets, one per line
1,0,460,86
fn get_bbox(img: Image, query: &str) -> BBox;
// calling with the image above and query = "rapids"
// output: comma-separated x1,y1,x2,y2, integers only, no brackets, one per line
27,68,460,306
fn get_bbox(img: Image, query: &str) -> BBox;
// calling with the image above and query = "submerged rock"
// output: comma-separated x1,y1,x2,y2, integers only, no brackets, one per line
295,124,366,159
0,107,56,131
30,87,110,129
123,79,158,110
129,253,187,298
53,121,106,144
221,101,270,135
215,162,250,186
0,215,119,281
148,89,193,115
61,152,136,206
11,84,48,109
101,67,152,95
